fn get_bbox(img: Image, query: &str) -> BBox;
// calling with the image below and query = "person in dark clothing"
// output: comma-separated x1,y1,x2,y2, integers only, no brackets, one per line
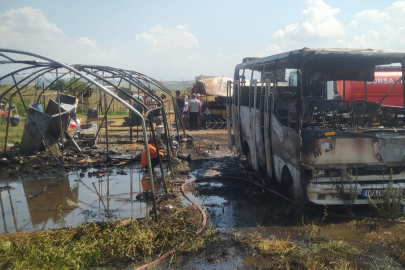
175,90,185,114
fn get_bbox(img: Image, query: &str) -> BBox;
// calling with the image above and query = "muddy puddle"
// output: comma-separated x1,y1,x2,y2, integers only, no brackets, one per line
182,157,292,231
0,168,158,234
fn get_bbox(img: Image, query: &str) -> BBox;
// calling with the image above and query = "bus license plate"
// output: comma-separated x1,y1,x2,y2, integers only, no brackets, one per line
362,189,384,198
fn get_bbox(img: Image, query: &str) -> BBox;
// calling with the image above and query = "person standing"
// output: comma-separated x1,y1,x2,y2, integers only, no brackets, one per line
196,93,203,128
175,90,185,113
131,93,144,126
145,92,161,116
187,93,201,131
145,94,155,111
196,93,203,106
185,93,191,103
200,103,210,129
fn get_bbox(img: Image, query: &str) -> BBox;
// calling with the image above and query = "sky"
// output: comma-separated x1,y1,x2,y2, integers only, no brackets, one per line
0,0,404,81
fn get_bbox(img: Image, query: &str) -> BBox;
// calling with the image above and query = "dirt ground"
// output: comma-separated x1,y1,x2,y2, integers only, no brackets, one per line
1,116,405,269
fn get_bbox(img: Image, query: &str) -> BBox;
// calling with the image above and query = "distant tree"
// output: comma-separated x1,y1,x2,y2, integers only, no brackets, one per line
67,76,87,92
49,79,67,90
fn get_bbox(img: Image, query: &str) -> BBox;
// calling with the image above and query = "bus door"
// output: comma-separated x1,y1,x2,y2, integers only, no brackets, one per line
264,79,273,177
227,80,233,150
232,80,242,153
269,69,301,186
249,80,259,170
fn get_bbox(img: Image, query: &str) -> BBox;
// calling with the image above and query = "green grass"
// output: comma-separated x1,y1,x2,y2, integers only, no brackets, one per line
106,110,129,116
0,118,24,147
0,207,211,270
238,230,364,270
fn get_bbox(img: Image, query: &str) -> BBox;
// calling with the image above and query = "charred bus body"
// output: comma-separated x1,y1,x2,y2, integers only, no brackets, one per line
227,48,405,205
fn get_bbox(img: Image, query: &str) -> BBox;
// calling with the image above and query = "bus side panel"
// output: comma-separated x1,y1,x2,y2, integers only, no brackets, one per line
271,115,303,196
264,80,273,177
249,81,259,170
232,81,243,153
240,106,251,153
249,110,259,170
255,110,266,169
227,80,233,150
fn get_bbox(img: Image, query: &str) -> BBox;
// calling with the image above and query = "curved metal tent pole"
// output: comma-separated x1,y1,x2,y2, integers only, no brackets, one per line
4,68,62,99
115,69,186,148
121,70,187,138
72,65,149,111
0,66,57,100
35,74,89,104
73,65,175,178
109,68,177,174
0,49,159,221
72,67,149,146
72,66,188,182
0,65,62,158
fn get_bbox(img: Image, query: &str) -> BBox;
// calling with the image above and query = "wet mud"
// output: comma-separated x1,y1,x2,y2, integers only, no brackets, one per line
171,132,405,269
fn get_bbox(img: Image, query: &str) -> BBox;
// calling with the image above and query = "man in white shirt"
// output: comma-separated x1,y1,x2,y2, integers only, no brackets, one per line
187,93,201,131
145,93,160,116
145,94,155,110
185,94,191,103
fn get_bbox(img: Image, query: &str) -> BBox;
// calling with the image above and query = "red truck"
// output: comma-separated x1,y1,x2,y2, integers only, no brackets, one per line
336,66,403,107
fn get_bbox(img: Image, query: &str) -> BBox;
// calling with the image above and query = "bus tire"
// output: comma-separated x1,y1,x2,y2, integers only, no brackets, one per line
247,150,252,167
281,167,295,200
244,142,252,168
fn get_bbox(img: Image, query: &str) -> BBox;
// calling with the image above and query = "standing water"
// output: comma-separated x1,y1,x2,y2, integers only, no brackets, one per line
0,168,157,234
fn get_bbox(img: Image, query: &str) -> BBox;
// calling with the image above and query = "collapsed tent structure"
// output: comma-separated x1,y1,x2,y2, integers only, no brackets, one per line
0,49,187,220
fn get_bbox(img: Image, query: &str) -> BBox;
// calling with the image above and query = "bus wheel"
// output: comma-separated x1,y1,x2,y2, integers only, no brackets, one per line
281,168,295,200
244,142,252,168
247,150,252,168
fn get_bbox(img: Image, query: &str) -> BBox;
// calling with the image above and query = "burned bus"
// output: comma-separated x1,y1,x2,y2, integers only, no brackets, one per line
227,48,405,205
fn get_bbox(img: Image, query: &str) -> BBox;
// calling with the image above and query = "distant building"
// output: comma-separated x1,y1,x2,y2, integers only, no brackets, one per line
195,74,218,81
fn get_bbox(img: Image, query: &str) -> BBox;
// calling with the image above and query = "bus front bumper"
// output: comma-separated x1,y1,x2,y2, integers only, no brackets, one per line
306,181,405,205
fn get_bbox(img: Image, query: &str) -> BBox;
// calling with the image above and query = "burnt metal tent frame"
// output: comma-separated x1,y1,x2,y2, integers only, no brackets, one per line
0,48,169,221
69,65,181,191
71,65,187,139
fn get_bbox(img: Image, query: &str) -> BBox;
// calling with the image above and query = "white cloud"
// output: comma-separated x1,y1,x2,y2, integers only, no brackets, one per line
348,25,405,50
348,1,405,50
0,7,117,63
135,25,199,53
385,1,405,22
273,0,345,42
352,9,390,22
77,37,97,48
255,44,282,57
270,0,405,53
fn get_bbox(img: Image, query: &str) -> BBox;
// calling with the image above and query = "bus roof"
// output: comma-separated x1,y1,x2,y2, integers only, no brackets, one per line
235,48,405,71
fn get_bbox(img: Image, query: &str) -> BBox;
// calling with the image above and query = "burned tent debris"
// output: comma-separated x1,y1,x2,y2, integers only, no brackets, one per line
0,49,187,220
20,94,76,155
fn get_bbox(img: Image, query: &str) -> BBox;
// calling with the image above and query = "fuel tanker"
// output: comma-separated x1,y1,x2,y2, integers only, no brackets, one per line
336,66,403,107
